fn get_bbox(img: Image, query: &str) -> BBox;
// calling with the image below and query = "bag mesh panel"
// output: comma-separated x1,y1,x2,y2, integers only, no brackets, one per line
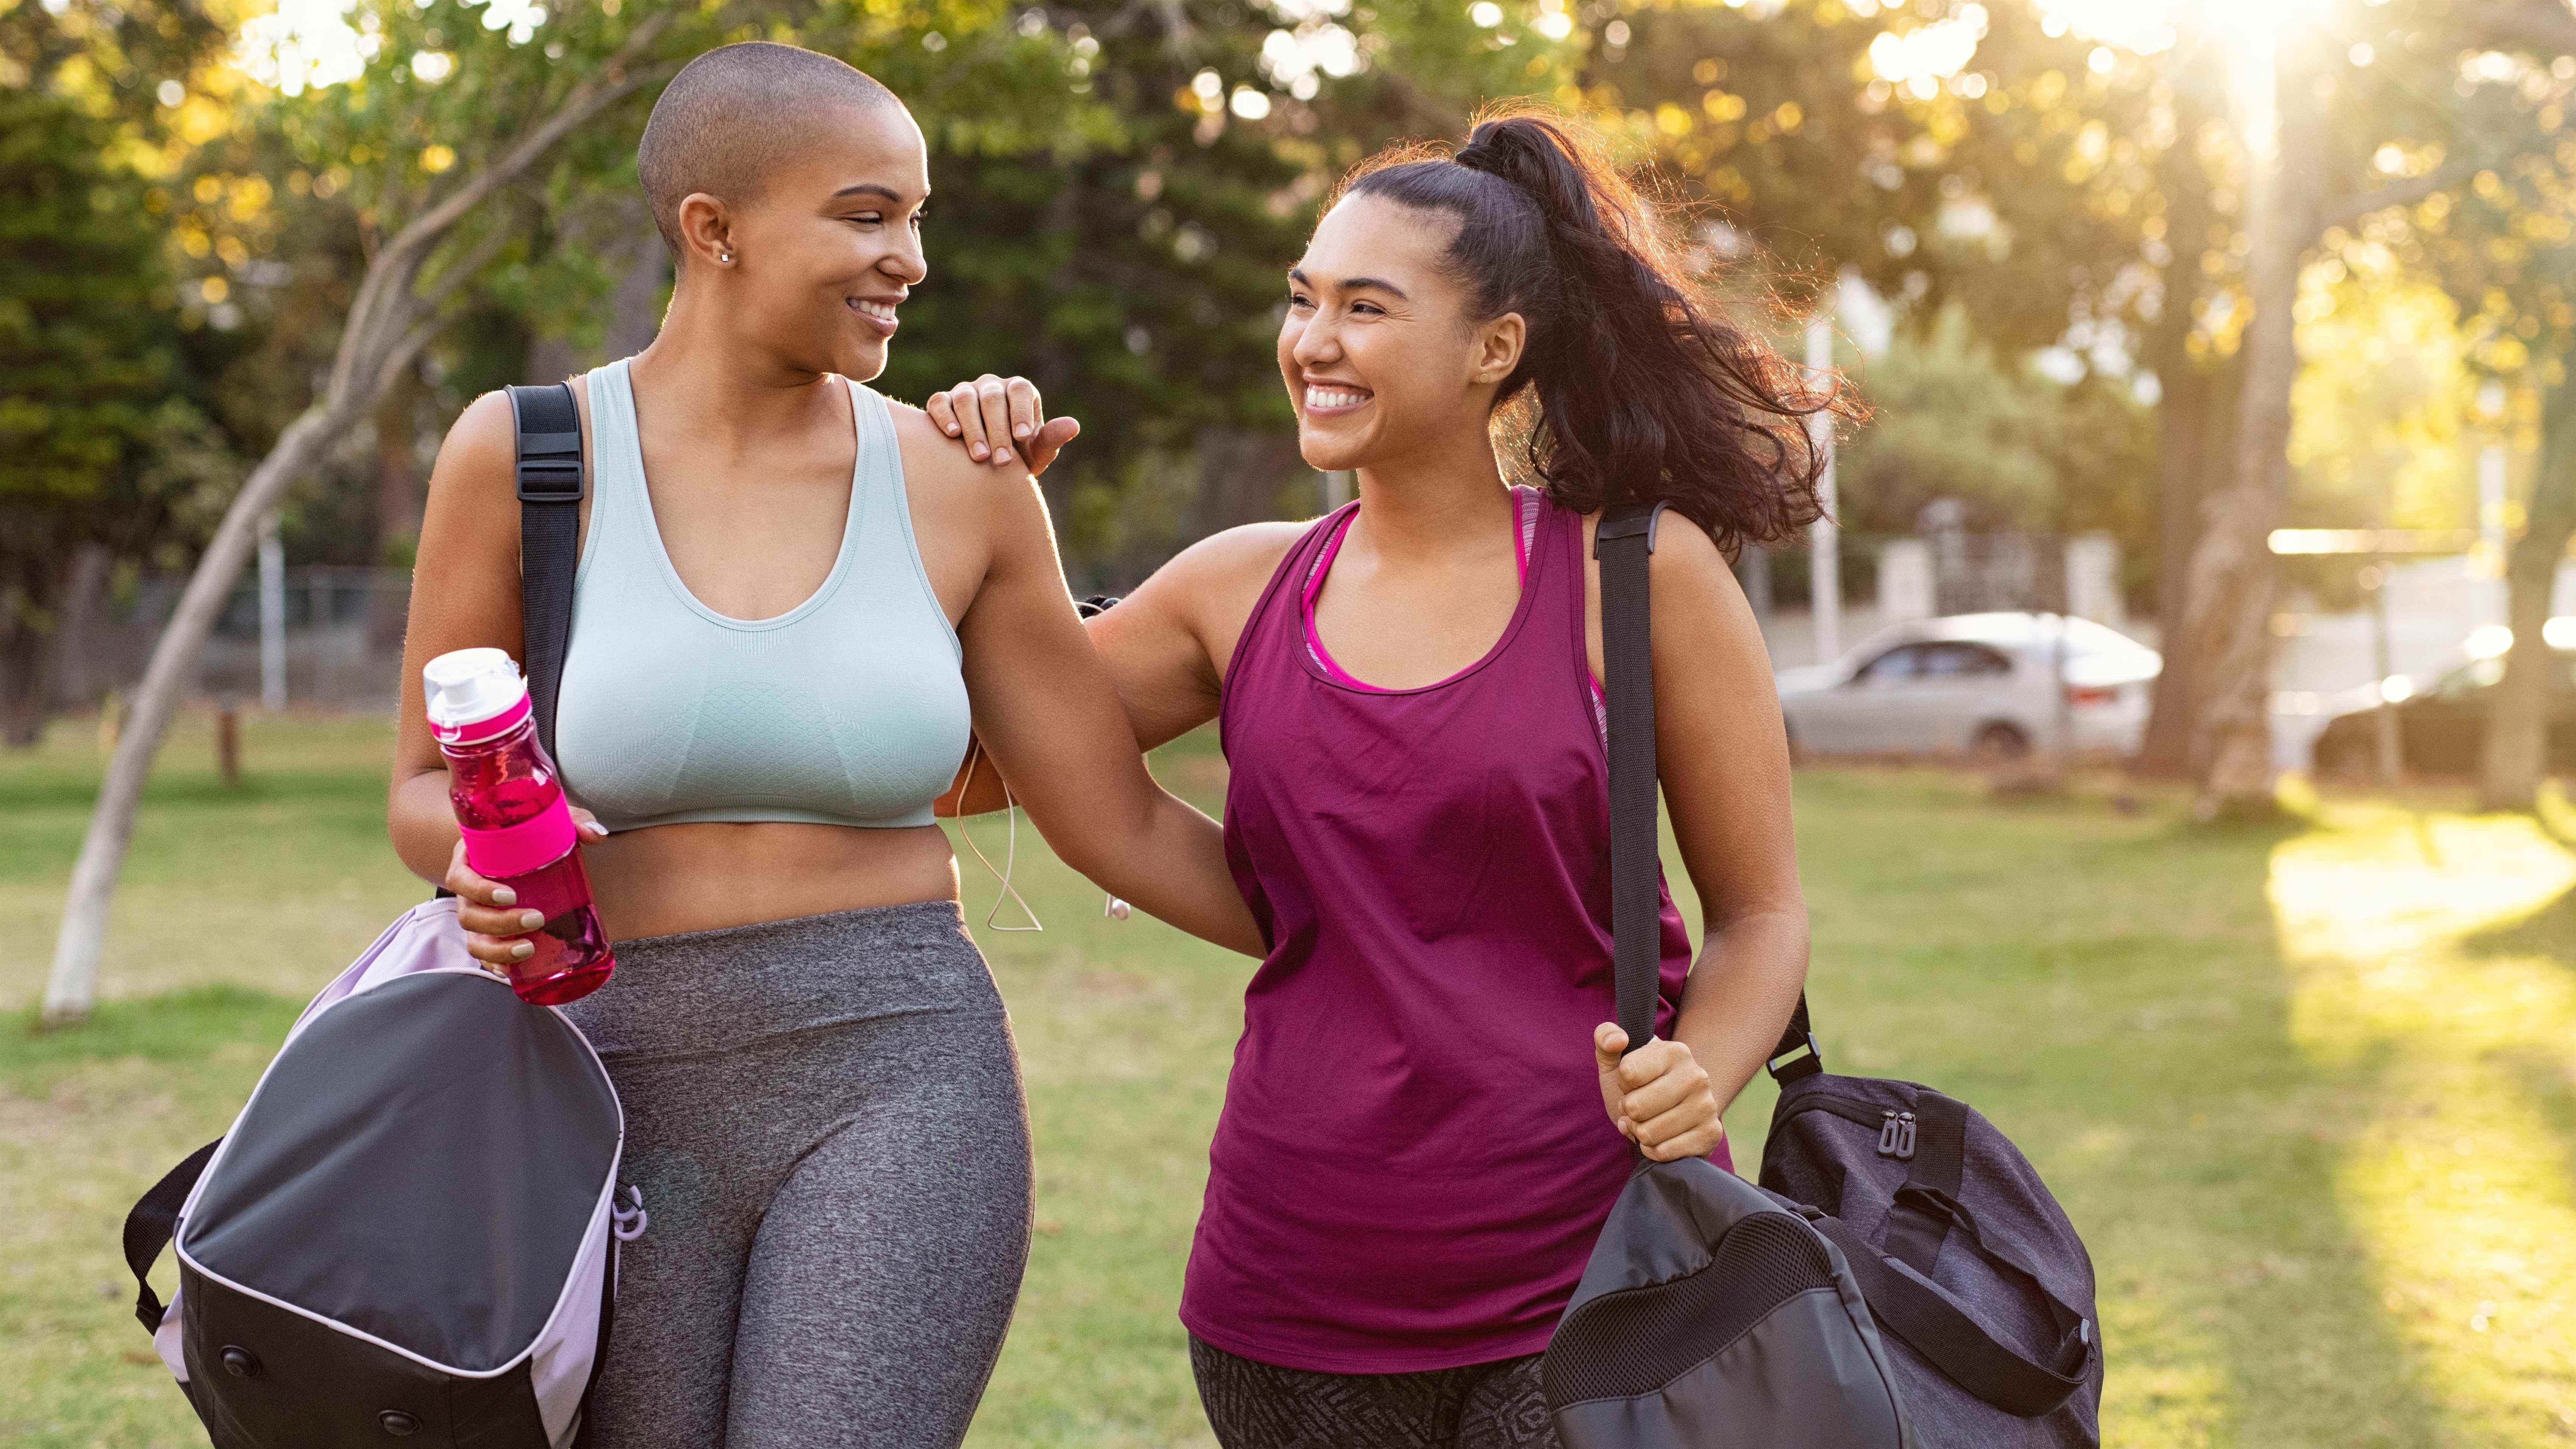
1544,1211,1840,1406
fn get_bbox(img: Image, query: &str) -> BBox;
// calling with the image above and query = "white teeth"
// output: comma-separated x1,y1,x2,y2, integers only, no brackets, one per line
854,300,898,322
1305,386,1367,410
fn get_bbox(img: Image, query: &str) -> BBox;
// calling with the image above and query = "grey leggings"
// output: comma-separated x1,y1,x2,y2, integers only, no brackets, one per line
562,900,1032,1448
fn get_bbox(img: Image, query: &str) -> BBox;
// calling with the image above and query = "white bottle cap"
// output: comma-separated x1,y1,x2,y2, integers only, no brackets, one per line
423,647,529,735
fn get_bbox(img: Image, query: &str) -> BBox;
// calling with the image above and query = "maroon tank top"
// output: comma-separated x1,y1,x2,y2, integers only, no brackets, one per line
1182,490,1717,1373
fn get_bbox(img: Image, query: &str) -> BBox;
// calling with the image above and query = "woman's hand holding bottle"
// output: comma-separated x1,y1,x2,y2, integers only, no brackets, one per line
1594,1024,1726,1162
446,807,609,976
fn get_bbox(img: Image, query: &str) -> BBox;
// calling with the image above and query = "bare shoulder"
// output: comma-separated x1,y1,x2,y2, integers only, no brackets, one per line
881,393,1049,533
426,390,520,510
1646,515,1745,602
1155,520,1311,596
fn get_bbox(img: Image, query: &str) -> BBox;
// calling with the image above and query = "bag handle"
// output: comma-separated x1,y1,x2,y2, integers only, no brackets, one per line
1595,503,1821,1076
123,1137,221,1334
1810,1204,2096,1417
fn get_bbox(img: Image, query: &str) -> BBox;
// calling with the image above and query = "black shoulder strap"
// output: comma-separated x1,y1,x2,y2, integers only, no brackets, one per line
123,1137,221,1334
1593,502,1668,1056
506,382,584,758
1596,502,1819,1071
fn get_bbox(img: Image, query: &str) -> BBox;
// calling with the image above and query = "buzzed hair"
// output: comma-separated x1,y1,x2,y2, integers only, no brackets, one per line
637,42,900,264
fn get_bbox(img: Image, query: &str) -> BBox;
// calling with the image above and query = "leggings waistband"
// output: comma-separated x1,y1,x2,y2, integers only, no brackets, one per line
561,899,998,1061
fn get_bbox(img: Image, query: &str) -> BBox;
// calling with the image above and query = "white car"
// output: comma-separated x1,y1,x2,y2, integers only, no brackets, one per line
1776,613,2163,761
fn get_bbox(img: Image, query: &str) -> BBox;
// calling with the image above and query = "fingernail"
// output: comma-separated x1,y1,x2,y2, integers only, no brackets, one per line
994,449,1013,464
1014,424,1032,438
520,910,545,931
970,444,987,459
511,941,534,960
490,886,516,907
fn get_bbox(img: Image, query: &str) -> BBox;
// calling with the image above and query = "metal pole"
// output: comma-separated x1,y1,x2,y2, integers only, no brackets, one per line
1806,317,1841,664
2477,379,2509,631
2365,562,2401,784
257,511,286,712
2054,610,2073,772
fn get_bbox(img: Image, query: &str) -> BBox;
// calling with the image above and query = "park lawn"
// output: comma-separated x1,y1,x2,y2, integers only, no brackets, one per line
5,710,2573,1447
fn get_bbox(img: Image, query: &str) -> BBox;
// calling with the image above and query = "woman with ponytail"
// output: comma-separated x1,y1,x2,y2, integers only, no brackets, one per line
935,107,1843,1447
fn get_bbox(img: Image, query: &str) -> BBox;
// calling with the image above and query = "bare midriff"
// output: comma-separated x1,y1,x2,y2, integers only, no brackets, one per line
580,821,960,941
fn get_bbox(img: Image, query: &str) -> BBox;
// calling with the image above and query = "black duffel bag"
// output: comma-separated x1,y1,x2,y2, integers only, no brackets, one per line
1541,502,2102,1448
1760,1010,2103,1447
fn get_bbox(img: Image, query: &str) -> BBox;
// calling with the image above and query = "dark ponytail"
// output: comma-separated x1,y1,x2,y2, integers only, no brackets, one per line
1338,106,1847,552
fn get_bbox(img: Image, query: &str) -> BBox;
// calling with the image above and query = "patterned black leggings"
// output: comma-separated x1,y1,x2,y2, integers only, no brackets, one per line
1189,1336,1562,1449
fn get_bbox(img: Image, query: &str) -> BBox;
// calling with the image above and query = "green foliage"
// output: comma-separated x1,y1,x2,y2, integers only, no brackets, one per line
0,85,236,737
1838,308,2157,592
876,0,1580,582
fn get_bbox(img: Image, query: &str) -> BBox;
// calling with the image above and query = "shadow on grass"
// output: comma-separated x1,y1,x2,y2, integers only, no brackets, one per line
4,985,298,1092
1785,770,2445,1444
2161,827,2445,1447
2455,881,2576,965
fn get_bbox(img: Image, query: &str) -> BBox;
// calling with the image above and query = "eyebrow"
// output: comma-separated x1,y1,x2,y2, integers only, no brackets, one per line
1287,266,1409,301
831,183,922,202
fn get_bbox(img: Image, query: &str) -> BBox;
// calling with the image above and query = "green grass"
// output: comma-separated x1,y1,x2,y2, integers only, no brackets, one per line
5,711,2572,1446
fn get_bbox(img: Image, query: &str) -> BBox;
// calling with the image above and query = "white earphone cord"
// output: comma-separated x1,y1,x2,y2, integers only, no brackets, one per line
953,741,1042,932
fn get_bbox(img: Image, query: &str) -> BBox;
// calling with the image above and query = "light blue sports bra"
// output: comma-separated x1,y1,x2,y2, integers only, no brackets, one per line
552,357,971,832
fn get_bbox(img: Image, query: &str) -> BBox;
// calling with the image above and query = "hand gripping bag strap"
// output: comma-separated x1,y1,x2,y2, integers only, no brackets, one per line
1593,502,1668,1055
123,1137,220,1333
1598,506,1821,1075
507,380,584,758
1808,1210,2093,1418
1598,509,2088,1422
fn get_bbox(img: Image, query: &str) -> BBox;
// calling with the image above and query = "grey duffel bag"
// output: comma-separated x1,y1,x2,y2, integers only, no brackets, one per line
123,915,640,1449
1543,503,2098,1447
1760,1026,2104,1447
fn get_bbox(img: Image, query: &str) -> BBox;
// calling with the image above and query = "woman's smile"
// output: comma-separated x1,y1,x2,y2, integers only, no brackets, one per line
1301,382,1372,417
849,294,902,337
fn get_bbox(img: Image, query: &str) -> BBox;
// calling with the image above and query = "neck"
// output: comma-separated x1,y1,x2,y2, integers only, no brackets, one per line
625,278,846,449
1347,430,1515,563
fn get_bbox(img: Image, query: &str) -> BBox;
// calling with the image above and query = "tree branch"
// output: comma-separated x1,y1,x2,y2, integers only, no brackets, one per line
2310,158,2479,235
328,7,678,401
2460,0,2576,57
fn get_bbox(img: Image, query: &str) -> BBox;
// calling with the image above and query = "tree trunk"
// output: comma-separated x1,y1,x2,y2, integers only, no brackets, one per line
0,583,47,748
1186,427,1310,542
2136,326,2216,777
604,211,671,359
2478,360,2576,811
2136,65,2225,780
370,363,424,652
42,407,343,1022
2176,43,2317,818
48,542,115,713
39,26,671,1024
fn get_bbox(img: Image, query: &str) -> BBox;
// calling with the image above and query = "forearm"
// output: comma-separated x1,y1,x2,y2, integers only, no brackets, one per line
1047,788,1263,957
1670,907,1810,1112
388,767,462,886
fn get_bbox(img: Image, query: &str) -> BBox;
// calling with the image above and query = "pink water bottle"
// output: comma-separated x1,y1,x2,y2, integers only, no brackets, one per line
424,647,615,1005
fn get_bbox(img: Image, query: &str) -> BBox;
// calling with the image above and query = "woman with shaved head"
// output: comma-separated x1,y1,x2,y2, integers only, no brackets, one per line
389,41,1260,1447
